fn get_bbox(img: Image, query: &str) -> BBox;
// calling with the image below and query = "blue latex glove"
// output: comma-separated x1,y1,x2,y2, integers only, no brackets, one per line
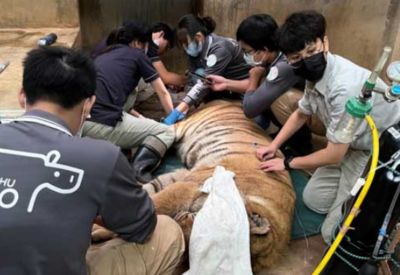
163,109,185,125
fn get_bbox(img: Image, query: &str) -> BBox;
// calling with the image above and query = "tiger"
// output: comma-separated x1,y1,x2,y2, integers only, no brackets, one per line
145,100,296,272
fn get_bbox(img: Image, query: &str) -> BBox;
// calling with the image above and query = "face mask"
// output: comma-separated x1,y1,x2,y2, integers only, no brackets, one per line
243,52,262,66
292,52,327,82
185,41,203,57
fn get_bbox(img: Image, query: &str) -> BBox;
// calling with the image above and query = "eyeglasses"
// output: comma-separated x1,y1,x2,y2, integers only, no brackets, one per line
287,40,325,64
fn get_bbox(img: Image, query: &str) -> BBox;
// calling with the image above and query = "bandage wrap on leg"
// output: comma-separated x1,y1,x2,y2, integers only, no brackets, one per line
182,83,208,107
131,135,168,183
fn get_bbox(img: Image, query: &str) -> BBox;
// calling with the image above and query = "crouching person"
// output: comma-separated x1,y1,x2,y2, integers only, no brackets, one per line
0,46,184,275
82,21,176,183
257,11,400,244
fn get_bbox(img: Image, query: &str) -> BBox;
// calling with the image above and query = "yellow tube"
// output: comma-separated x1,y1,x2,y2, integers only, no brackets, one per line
312,115,380,275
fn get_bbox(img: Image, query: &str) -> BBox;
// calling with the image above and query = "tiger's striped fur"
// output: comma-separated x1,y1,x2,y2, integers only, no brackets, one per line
149,100,295,272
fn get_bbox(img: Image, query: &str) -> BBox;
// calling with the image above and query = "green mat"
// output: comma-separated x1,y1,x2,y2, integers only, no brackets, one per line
155,152,325,240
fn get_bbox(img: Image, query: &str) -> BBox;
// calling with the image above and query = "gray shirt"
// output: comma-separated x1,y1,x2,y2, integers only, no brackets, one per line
242,53,303,118
186,34,250,102
298,52,400,150
0,110,156,275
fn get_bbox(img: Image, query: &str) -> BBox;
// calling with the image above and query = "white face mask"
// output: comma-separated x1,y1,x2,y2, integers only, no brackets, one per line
243,52,262,66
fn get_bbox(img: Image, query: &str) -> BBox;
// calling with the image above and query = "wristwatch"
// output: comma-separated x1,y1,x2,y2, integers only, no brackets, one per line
284,156,294,170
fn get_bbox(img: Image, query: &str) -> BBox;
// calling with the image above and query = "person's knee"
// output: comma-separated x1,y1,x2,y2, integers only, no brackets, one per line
154,215,185,269
302,184,329,214
156,215,184,245
157,126,175,147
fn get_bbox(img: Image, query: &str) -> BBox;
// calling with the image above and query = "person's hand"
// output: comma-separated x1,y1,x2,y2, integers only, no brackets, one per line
162,109,186,125
91,224,117,243
206,75,228,91
260,158,285,172
256,144,278,161
249,66,267,80
129,108,144,118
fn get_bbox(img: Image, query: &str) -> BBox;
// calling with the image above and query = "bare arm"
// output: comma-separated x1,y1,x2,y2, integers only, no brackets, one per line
290,142,349,169
153,61,186,87
224,78,250,93
271,109,308,148
260,142,349,172
150,78,174,114
256,109,309,160
247,66,266,92
206,75,249,93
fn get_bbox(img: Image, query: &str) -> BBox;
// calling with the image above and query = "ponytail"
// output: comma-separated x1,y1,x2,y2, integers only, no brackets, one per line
106,27,122,46
201,16,216,35
177,14,217,38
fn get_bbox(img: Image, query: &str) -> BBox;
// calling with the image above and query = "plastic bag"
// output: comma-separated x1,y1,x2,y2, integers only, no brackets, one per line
184,166,253,275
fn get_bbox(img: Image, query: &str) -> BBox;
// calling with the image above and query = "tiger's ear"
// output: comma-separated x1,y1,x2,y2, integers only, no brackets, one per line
249,214,271,235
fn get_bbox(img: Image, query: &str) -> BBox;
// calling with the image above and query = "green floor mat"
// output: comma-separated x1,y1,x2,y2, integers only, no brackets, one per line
289,170,325,239
155,152,325,240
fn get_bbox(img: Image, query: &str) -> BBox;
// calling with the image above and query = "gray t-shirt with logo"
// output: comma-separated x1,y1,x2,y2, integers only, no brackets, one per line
0,110,156,275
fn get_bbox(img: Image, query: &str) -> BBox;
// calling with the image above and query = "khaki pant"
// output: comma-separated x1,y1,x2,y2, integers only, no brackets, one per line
82,112,175,149
86,215,185,275
271,89,326,135
302,149,370,243
124,79,155,112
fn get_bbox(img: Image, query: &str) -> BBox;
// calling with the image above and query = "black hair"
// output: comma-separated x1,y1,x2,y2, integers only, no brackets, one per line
23,46,96,109
176,14,216,45
278,10,326,55
150,22,175,48
236,14,278,51
106,20,150,46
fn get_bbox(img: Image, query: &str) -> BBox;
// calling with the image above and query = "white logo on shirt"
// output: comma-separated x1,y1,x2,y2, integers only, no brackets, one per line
266,66,279,81
0,149,84,213
207,54,217,67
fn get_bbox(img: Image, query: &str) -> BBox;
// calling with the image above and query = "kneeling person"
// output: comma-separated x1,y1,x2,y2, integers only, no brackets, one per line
257,10,400,243
0,46,184,275
83,21,176,183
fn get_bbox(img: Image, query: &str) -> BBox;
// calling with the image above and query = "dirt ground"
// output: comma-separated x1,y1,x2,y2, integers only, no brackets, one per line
0,27,328,274
0,28,79,109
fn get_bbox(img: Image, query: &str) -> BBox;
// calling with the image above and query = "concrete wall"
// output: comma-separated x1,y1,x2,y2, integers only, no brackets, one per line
78,0,200,72
203,0,400,71
2,0,398,74
0,0,79,28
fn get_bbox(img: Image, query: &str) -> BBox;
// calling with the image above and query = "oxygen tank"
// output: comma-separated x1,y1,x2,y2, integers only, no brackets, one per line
323,121,400,274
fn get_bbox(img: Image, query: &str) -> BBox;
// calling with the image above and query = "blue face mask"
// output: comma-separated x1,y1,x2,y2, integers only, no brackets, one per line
185,41,203,57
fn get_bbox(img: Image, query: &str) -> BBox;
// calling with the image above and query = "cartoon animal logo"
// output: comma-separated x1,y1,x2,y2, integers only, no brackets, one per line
0,148,84,213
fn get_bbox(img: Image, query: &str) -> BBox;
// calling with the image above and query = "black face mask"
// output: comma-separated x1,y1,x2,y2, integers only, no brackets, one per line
292,52,327,82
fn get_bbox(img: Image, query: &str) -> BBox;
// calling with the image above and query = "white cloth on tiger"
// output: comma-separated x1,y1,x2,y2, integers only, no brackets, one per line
184,166,253,275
